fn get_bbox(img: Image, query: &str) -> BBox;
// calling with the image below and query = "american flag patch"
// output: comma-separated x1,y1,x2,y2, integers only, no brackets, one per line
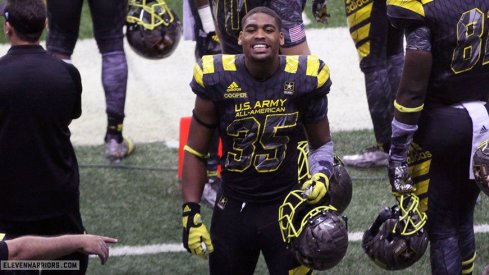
288,24,306,43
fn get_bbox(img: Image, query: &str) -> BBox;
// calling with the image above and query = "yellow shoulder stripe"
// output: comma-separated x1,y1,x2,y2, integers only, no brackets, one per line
317,64,330,89
202,55,215,74
387,0,426,16
193,63,204,88
285,55,299,73
306,55,320,77
222,54,237,71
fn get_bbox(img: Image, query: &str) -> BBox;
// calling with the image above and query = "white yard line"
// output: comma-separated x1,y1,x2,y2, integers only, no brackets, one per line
106,224,489,257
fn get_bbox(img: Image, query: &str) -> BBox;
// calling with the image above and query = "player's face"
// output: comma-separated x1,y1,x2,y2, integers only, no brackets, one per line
238,13,284,62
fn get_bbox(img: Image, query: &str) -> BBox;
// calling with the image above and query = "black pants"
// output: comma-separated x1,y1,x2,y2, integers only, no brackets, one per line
414,105,482,274
209,195,309,275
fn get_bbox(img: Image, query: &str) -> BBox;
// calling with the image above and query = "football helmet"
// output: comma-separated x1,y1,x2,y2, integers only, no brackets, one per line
473,139,489,196
279,190,348,270
126,0,182,59
297,141,352,213
362,194,428,270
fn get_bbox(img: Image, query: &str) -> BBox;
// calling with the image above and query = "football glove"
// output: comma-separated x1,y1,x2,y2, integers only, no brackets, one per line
301,172,329,204
182,202,214,259
312,0,330,24
388,160,415,195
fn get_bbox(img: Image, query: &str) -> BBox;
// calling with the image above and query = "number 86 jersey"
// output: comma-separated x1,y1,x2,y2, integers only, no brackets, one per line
190,54,332,203
387,0,489,105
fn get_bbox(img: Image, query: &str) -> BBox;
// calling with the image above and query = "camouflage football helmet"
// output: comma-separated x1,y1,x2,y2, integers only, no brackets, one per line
473,139,489,196
362,194,428,270
126,0,182,59
279,190,349,270
297,141,352,213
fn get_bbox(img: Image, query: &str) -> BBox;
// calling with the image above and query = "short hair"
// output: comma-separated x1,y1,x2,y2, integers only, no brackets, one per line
3,0,46,42
241,6,282,31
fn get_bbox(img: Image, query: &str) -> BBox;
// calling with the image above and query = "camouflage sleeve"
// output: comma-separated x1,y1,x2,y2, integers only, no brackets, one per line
387,0,427,29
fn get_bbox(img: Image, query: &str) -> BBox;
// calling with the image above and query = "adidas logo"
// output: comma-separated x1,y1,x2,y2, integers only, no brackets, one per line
481,125,488,134
226,82,242,92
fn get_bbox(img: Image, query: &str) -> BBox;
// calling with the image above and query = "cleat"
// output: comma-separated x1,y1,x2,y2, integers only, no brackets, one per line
202,176,221,208
105,136,134,163
342,145,388,168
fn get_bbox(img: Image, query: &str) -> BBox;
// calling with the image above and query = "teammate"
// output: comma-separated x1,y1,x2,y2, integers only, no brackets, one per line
0,0,89,273
342,0,404,168
183,0,221,60
386,0,489,273
181,7,335,274
0,234,116,264
210,0,315,55
46,0,134,163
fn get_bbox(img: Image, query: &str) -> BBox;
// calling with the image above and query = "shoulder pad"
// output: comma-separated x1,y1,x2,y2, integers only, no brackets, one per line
387,0,429,29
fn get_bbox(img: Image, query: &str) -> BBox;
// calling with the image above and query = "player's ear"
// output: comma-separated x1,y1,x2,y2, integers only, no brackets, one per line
279,32,284,47
238,31,243,46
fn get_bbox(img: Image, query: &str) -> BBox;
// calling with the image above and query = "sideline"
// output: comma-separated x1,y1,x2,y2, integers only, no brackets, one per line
107,224,489,257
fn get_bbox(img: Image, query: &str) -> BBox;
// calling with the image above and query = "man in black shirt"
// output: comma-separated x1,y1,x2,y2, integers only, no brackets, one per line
0,0,87,273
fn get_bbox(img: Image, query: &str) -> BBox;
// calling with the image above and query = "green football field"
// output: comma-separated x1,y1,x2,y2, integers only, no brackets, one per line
76,129,489,274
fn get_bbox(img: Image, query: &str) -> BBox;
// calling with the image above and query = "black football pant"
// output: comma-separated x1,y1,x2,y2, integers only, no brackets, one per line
46,0,128,122
414,105,483,274
358,0,405,151
209,195,308,275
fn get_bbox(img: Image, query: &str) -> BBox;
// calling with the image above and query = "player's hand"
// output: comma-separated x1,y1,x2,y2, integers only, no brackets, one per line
182,203,214,259
388,160,415,195
312,0,330,24
301,172,329,204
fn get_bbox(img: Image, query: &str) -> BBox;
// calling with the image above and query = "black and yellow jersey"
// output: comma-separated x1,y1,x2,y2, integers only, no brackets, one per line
388,0,489,105
345,0,375,60
190,54,331,203
345,0,404,65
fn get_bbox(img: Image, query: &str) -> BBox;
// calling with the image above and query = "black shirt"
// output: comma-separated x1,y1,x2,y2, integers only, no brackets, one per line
0,45,82,221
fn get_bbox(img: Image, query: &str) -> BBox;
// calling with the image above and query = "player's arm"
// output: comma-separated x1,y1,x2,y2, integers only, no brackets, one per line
302,116,334,204
5,234,117,264
388,26,432,195
182,95,217,204
181,95,216,259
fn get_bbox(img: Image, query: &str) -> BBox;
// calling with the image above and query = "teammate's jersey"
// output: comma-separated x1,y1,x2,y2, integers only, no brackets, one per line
210,0,307,54
388,0,489,105
190,54,331,202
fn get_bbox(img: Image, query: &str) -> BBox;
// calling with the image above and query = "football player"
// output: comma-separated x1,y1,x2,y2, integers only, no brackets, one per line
209,0,317,55
342,0,405,168
201,0,328,207
181,7,335,274
386,0,489,273
46,0,134,162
